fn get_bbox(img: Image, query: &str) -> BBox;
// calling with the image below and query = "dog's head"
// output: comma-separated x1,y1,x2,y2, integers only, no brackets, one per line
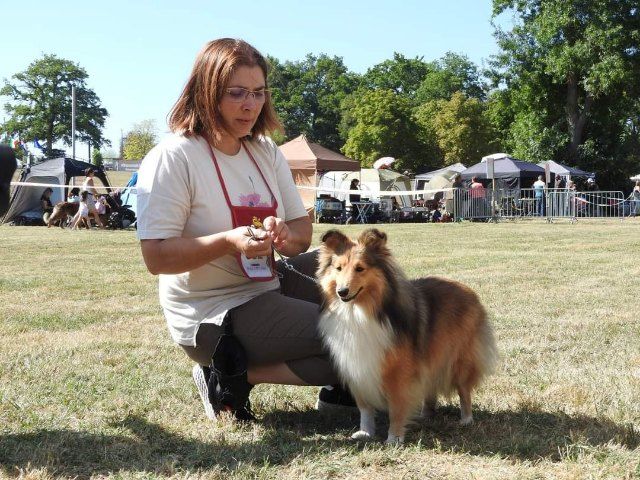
317,228,392,311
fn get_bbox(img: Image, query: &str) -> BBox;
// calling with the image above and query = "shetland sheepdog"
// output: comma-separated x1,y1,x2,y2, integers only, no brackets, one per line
317,228,497,444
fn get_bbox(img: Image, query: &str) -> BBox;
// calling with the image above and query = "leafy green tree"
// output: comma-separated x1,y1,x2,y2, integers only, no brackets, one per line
342,89,422,172
1,54,109,158
490,0,640,185
92,148,103,167
268,54,360,150
431,92,493,166
416,52,486,103
362,53,433,100
123,120,157,160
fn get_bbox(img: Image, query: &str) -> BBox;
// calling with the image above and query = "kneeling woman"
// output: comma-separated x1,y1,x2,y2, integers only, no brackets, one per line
137,38,352,421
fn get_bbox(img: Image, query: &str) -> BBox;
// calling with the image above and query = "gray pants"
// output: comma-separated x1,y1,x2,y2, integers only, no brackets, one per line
181,250,339,386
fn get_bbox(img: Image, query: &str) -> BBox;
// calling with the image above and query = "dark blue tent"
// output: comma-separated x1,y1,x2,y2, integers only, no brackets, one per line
537,160,593,179
461,154,547,189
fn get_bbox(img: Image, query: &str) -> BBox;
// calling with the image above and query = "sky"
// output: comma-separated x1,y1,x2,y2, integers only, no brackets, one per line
1,0,508,160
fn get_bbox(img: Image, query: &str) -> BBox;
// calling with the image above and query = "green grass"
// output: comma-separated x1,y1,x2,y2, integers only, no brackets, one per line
1,221,639,479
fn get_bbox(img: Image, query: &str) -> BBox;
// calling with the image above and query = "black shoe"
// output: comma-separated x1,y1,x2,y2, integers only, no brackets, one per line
233,400,257,422
193,364,256,422
315,384,358,412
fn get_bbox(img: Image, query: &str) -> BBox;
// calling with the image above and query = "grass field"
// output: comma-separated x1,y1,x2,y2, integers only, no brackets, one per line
1,221,639,479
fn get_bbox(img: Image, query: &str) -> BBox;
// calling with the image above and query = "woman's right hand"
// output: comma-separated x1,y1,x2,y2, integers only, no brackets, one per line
225,226,273,258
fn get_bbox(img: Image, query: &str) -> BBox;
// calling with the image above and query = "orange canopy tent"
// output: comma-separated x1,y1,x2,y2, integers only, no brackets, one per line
278,134,360,214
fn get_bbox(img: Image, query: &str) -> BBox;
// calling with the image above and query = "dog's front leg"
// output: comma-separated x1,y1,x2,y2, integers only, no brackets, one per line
351,398,375,440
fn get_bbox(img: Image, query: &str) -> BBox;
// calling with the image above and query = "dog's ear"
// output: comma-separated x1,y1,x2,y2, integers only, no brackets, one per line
358,228,387,251
321,229,352,254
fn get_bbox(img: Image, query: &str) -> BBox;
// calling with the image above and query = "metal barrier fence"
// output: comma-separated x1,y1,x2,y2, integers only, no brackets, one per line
451,188,626,221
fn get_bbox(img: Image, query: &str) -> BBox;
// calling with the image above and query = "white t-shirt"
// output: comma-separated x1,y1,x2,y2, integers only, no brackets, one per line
136,134,307,346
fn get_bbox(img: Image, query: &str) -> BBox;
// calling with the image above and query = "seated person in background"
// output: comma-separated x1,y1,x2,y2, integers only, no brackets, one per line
95,195,110,225
67,187,81,203
348,179,361,203
72,191,91,229
346,179,361,224
40,187,54,224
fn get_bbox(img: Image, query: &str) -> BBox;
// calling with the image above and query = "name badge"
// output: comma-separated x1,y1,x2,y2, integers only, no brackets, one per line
240,253,273,279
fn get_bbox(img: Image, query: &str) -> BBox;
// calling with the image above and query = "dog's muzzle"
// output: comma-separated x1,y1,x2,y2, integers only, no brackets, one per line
336,286,362,302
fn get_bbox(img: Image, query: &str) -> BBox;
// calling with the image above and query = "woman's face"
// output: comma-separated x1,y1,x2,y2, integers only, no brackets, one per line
218,65,266,140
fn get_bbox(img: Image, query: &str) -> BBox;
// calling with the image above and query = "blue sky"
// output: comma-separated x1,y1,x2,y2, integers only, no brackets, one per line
1,0,507,159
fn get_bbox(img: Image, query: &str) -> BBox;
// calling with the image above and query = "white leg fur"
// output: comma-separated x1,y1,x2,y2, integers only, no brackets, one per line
385,432,404,444
460,414,474,426
351,407,376,440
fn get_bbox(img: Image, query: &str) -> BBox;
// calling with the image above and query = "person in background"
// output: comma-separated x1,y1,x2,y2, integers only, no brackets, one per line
67,187,81,203
449,174,463,221
554,175,566,190
72,191,91,229
532,175,546,217
553,175,567,216
584,177,601,216
631,181,640,216
585,177,599,191
81,168,105,228
40,187,54,224
136,38,354,423
469,176,486,218
345,178,361,224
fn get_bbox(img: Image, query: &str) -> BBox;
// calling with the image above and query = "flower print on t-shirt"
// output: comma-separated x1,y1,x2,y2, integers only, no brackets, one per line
237,175,271,207
238,192,270,207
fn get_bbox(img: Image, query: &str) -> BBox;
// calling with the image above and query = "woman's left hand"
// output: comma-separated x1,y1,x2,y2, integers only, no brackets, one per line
262,216,290,251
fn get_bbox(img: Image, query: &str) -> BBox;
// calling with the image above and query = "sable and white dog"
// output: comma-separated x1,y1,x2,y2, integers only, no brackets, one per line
317,228,497,444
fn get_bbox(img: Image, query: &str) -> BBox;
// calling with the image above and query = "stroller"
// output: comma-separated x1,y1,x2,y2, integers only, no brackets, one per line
105,190,136,229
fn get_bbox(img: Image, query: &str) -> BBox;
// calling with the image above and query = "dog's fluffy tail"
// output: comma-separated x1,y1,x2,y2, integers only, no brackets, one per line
475,321,498,380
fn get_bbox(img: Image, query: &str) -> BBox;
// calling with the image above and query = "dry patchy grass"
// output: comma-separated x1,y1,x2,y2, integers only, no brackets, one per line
1,221,639,479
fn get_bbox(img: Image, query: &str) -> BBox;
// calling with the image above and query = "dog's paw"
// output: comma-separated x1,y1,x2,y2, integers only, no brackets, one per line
459,415,474,426
385,433,404,445
351,430,373,441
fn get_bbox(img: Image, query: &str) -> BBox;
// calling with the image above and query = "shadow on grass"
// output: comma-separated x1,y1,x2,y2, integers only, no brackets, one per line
0,413,354,479
1,407,637,478
415,405,639,461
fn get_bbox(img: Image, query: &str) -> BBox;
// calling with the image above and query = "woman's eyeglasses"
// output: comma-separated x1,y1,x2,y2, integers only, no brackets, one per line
224,87,270,103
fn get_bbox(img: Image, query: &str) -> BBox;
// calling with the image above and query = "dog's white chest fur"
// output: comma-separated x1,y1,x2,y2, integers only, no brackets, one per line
319,303,394,410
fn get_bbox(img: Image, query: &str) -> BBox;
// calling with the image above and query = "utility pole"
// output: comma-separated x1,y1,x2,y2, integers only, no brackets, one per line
71,85,76,160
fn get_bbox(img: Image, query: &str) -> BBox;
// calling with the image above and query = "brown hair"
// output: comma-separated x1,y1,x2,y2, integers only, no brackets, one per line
168,38,282,144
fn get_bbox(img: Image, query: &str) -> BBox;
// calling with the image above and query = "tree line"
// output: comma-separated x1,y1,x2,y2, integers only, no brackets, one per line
2,1,639,189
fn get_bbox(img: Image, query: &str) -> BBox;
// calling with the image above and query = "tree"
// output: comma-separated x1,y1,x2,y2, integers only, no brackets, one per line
430,92,494,166
416,52,486,103
1,54,109,158
490,0,640,186
342,89,422,172
123,120,157,160
92,148,103,167
362,53,433,100
268,54,360,150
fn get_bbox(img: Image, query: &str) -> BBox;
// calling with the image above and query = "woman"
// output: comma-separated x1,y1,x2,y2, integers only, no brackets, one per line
136,38,352,422
40,187,54,224
81,168,104,228
632,181,640,216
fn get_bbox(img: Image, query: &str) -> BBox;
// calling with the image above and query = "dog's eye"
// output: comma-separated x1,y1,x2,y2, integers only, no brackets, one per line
336,266,342,271
355,266,364,272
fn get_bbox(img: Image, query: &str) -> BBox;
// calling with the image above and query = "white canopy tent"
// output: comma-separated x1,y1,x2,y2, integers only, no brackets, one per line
318,168,413,207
